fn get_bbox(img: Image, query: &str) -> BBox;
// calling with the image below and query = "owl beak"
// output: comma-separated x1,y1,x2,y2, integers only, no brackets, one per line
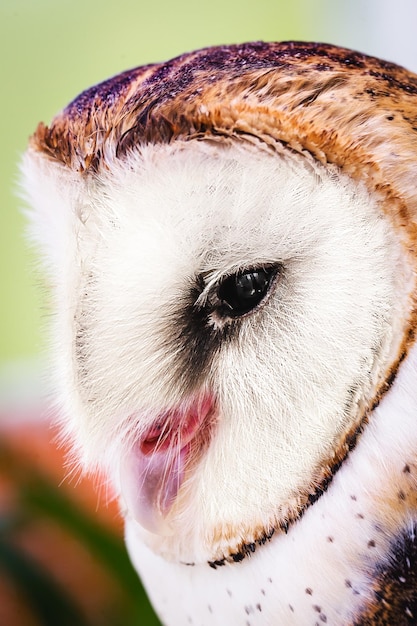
120,394,215,536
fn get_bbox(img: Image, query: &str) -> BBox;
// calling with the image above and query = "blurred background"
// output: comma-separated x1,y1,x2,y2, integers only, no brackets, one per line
1,0,416,624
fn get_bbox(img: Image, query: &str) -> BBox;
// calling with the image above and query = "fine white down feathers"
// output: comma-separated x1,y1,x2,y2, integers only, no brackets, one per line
22,42,417,624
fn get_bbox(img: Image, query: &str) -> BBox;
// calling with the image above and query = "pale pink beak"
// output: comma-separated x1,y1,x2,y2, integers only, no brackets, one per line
120,394,215,535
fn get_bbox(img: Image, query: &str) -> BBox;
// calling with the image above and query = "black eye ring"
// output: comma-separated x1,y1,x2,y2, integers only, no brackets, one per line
217,266,279,318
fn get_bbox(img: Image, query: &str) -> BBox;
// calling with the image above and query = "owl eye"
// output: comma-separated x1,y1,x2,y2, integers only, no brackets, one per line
217,267,278,317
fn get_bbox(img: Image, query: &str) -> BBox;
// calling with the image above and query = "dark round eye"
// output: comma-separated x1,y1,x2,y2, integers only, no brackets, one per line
217,267,277,317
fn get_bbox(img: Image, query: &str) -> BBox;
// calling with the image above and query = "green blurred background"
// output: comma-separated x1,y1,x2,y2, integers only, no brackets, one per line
1,0,416,385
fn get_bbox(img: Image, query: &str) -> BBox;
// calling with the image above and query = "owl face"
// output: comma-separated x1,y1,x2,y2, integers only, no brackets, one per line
24,136,412,563
22,41,417,584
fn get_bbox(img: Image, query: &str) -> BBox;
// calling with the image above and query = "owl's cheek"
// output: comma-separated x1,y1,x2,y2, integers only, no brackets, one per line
120,394,217,537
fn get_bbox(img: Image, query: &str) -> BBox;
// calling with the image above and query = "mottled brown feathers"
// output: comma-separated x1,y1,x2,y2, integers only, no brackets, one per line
31,42,417,241
31,44,417,164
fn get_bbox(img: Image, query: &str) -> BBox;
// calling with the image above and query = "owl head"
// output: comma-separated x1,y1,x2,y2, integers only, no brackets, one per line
22,42,417,568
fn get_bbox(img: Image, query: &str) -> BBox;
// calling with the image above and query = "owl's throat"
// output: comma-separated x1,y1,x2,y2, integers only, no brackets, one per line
121,395,216,536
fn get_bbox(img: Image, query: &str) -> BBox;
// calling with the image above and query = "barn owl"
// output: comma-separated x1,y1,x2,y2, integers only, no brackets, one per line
22,41,417,624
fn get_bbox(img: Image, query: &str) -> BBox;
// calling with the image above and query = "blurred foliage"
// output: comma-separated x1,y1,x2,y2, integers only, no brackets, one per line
0,539,91,626
0,440,161,625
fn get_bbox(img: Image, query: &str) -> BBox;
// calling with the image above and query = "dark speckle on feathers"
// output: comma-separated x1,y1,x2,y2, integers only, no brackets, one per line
355,522,417,624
